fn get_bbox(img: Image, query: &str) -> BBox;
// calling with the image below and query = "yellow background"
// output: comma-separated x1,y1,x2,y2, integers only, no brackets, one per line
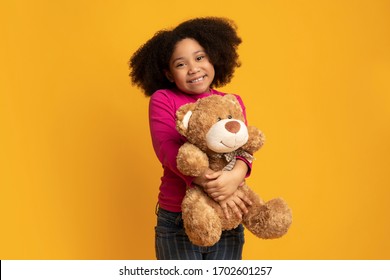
1,0,389,259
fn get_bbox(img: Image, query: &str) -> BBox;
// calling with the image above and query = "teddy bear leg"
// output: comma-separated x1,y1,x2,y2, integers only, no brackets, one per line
181,187,223,247
243,192,292,239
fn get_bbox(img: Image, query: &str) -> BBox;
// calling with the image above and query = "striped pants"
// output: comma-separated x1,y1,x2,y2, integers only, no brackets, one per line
155,207,245,260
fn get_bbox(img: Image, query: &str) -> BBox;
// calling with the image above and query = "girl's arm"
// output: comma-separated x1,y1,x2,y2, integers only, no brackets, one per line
149,92,194,186
199,159,253,219
203,159,248,201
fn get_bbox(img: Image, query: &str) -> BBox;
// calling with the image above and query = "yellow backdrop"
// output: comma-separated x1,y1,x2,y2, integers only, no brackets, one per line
1,0,389,259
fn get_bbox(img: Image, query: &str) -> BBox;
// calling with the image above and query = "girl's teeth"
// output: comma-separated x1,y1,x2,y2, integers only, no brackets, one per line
190,76,204,83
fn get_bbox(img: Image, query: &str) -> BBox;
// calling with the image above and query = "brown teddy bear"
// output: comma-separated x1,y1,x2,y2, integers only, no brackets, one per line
176,94,292,246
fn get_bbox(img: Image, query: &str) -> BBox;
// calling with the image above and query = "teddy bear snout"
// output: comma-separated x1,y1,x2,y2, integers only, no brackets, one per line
225,120,241,134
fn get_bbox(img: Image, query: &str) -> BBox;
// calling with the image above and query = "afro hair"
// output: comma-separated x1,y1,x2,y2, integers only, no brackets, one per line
129,17,242,96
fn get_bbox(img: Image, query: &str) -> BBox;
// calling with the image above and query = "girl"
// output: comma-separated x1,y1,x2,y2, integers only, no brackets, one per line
129,17,253,260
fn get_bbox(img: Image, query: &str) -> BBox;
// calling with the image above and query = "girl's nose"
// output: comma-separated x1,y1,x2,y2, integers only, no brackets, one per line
188,63,200,74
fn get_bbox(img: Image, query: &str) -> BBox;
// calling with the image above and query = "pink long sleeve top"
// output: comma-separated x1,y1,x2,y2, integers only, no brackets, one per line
149,88,251,212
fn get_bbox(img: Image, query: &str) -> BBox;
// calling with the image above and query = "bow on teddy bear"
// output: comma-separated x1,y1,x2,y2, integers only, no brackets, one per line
176,94,292,247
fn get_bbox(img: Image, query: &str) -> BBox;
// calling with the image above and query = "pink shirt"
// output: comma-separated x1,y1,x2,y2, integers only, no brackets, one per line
149,88,250,212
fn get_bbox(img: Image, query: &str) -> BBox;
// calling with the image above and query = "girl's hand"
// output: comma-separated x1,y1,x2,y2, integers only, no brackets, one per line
192,168,216,188
204,160,248,201
219,189,252,219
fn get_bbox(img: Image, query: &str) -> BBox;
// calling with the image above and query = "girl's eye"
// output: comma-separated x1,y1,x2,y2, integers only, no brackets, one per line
196,55,205,61
176,63,185,68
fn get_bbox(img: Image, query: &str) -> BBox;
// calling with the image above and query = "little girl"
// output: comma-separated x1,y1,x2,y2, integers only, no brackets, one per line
129,17,253,260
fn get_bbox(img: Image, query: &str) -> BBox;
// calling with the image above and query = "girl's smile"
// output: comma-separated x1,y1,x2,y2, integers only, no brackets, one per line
188,75,206,83
165,38,215,95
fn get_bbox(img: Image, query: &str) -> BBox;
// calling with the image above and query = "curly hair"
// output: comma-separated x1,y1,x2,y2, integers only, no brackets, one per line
129,17,242,96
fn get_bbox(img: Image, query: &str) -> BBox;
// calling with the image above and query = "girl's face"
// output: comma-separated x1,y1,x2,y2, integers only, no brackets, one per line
165,38,215,95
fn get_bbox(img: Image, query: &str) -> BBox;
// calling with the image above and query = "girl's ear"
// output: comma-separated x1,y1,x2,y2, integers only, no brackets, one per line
164,70,174,82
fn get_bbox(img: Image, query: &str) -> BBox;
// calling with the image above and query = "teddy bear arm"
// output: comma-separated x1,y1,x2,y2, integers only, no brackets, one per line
241,126,265,154
177,142,209,177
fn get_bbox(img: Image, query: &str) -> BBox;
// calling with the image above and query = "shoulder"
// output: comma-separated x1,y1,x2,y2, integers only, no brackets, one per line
151,88,176,102
149,88,200,113
150,88,182,108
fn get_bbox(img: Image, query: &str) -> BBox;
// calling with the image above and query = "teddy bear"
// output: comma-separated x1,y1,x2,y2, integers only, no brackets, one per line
176,94,292,247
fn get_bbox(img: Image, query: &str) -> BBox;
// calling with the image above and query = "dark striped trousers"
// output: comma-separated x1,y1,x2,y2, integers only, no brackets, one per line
155,207,245,260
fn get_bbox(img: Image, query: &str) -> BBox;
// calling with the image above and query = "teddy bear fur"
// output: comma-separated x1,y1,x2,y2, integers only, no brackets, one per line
176,94,292,247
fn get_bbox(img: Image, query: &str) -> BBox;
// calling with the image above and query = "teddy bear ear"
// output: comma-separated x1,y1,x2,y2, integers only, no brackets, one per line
176,103,196,136
224,94,242,112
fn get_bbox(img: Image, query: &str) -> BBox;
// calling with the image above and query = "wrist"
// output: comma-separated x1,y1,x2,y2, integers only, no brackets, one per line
233,159,248,176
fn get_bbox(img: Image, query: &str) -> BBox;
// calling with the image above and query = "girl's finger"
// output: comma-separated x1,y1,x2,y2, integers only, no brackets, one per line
205,171,222,179
220,202,230,219
227,200,242,219
234,197,248,214
235,190,252,206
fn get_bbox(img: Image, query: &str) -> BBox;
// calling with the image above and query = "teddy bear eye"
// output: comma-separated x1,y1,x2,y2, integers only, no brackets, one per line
227,115,233,119
217,117,222,121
